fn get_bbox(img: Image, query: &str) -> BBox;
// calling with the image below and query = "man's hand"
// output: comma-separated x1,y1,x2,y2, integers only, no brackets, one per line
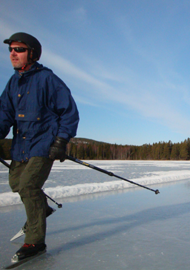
49,137,67,162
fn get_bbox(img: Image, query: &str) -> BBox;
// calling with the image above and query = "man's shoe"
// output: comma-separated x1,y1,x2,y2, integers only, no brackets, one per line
15,243,46,260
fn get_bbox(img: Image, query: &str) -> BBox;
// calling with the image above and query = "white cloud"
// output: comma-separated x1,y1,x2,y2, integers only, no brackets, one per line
42,49,113,94
42,48,190,137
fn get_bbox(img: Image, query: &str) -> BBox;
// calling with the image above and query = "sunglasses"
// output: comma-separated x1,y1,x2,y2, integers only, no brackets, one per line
9,47,29,53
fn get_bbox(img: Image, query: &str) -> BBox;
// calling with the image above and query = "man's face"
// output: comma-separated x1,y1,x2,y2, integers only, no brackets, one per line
9,41,31,70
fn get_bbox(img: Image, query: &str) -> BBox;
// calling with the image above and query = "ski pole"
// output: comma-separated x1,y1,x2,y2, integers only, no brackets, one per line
66,155,160,195
0,157,62,208
44,193,62,208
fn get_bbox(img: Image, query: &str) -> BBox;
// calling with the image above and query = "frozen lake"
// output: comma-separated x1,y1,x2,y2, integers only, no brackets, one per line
1,160,190,269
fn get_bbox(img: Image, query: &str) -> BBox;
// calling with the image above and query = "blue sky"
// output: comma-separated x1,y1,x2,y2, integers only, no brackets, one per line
1,0,190,146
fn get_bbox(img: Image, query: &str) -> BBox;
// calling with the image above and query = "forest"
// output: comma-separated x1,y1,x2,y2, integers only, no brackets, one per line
1,137,190,160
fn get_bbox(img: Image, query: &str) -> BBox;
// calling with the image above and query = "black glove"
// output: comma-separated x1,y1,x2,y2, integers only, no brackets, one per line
49,136,67,162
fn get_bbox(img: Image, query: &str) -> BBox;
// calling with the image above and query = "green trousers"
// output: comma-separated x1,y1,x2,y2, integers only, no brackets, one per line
9,157,53,244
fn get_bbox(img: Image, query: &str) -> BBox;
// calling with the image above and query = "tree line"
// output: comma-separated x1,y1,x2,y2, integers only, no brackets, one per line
1,138,190,160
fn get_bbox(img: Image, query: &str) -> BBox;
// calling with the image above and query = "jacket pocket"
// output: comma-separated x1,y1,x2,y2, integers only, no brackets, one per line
15,111,41,122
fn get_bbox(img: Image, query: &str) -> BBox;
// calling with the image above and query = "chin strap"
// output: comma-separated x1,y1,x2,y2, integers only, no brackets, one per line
14,65,27,71
14,61,35,71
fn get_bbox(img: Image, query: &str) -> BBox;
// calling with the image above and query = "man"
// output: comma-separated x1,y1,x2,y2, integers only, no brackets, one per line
0,32,79,260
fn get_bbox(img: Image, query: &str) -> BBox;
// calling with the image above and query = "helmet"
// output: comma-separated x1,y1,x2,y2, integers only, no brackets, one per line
4,32,42,61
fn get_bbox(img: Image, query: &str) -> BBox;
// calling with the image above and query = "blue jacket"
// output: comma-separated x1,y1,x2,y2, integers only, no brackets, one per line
0,62,79,162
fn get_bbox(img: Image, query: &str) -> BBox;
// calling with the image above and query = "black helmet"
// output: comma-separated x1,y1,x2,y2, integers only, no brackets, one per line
4,32,42,61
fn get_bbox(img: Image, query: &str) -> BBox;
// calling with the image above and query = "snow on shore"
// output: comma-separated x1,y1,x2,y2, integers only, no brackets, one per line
0,162,190,207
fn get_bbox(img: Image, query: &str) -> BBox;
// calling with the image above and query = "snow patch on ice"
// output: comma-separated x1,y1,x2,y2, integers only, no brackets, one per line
0,169,190,207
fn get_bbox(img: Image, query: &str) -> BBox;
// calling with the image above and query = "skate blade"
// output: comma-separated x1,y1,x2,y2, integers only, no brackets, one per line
10,228,25,242
11,249,46,262
4,250,46,269
11,254,20,263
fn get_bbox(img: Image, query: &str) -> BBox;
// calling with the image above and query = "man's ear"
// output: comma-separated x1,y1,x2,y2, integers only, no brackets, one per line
30,50,33,59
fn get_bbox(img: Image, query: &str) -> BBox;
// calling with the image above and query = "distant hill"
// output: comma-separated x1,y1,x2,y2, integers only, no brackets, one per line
70,137,112,145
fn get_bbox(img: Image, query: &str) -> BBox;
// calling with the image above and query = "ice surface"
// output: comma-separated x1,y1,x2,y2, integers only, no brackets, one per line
1,160,190,269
